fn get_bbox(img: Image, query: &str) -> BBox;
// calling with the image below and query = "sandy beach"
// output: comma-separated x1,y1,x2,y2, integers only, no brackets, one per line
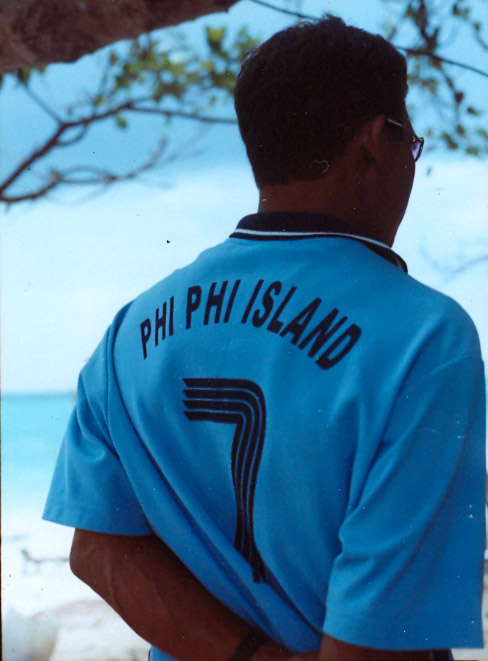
2,519,150,661
3,517,488,661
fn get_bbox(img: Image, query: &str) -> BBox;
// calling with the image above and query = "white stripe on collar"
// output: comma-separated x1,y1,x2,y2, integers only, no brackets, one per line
233,227,393,251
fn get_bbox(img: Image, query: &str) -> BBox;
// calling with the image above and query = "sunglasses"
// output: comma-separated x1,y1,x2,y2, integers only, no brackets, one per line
385,118,424,162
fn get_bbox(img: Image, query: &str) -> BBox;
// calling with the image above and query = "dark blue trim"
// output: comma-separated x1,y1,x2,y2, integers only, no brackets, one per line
236,212,359,235
230,212,408,273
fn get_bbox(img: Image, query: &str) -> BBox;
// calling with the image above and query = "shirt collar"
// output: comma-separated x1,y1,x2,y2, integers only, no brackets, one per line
230,211,408,273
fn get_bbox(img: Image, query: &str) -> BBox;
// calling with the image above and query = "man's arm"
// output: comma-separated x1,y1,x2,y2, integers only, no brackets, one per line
70,529,431,661
319,635,429,660
70,529,304,660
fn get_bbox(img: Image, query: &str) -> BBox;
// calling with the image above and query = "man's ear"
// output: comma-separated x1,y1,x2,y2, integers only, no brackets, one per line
359,115,386,164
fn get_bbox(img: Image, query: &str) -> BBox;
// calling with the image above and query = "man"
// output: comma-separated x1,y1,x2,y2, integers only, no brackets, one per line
44,16,486,661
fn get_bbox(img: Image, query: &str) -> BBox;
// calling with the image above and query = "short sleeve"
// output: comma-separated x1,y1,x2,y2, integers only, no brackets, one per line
43,324,152,536
323,352,486,650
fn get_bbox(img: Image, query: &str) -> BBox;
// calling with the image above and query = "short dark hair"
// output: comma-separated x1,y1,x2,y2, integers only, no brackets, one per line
234,16,408,187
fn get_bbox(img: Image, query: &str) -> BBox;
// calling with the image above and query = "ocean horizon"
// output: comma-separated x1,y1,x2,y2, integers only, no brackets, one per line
2,393,76,530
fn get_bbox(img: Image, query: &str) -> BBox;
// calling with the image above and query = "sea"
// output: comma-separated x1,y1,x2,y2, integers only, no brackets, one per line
1,393,87,618
2,393,152,661
2,393,76,533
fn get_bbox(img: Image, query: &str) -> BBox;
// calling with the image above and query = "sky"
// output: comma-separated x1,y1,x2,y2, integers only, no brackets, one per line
1,0,487,393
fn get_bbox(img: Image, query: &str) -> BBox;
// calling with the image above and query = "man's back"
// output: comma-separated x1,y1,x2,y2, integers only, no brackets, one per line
45,211,485,656
44,17,487,659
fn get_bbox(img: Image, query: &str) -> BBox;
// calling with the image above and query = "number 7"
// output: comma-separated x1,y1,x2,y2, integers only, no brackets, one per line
183,378,267,583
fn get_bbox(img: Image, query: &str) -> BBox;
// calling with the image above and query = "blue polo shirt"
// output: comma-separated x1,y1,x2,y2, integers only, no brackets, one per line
44,212,486,657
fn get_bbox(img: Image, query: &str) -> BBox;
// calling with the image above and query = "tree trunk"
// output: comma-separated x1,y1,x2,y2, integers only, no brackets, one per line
0,0,241,73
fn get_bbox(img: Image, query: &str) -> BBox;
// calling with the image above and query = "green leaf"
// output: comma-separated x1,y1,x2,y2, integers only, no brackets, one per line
207,27,226,43
421,78,438,93
453,5,469,19
441,131,458,150
115,115,128,129
206,26,226,54
114,74,130,90
171,60,189,76
17,68,31,84
467,106,481,116
165,81,185,99
152,83,165,102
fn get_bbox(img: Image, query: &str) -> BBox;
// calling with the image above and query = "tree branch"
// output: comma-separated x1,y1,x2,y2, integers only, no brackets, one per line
88,101,237,125
397,47,488,78
0,96,236,201
420,245,488,282
1,177,60,204
248,0,316,21
248,0,488,78
19,79,63,122
57,126,90,148
1,135,171,204
0,124,68,193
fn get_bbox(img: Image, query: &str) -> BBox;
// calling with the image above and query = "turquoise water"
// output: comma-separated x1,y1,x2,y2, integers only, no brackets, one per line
1,393,173,658
2,393,75,521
